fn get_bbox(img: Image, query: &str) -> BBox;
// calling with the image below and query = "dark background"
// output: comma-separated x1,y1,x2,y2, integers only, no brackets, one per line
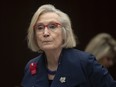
1,0,116,87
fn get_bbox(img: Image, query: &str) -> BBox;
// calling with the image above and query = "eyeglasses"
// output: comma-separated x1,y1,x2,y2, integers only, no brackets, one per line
34,22,61,32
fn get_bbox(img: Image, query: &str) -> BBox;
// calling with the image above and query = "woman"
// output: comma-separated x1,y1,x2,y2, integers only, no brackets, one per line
21,4,116,87
85,33,116,68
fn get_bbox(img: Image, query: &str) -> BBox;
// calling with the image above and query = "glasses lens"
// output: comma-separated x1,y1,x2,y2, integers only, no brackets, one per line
48,23,58,30
35,24,44,31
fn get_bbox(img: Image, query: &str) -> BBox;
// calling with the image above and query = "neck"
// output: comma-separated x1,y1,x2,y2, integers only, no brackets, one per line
45,48,62,71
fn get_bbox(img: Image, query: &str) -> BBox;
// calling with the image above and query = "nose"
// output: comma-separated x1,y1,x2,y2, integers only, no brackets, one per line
43,27,50,37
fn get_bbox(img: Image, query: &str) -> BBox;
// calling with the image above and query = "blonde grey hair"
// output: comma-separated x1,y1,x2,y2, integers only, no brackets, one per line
27,4,77,52
85,33,116,61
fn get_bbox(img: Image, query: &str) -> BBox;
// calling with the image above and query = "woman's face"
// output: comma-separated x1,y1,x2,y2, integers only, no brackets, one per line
100,56,113,68
34,12,63,51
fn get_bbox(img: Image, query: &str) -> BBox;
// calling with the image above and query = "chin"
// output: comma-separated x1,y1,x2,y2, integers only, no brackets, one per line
41,45,56,51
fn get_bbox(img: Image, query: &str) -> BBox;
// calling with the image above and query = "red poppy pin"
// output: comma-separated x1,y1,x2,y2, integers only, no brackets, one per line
30,62,37,75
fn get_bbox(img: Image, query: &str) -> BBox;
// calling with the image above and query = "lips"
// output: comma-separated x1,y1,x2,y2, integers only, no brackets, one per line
42,41,52,44
43,41,51,42
42,40,52,42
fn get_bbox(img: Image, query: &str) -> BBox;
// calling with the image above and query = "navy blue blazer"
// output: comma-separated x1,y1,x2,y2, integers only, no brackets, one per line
21,48,116,87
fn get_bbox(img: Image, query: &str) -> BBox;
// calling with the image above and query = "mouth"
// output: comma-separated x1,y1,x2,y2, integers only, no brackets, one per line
43,40,51,42
42,41,52,44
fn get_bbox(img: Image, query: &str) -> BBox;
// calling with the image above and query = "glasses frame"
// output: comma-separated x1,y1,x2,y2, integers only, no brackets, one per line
33,22,61,32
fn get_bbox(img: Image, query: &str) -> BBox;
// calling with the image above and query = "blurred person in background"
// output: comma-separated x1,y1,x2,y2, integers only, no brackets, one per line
85,33,116,68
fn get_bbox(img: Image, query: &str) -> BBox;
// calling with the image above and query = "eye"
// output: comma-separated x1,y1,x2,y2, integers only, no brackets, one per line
36,25,44,30
48,23,58,29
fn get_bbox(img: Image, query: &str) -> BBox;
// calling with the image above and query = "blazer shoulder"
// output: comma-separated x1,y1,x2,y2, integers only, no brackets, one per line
66,48,99,68
67,48,96,61
24,54,42,71
72,49,98,64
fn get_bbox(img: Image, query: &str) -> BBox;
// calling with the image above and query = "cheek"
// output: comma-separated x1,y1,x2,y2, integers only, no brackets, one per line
55,32,63,42
35,34,42,44
55,36,62,44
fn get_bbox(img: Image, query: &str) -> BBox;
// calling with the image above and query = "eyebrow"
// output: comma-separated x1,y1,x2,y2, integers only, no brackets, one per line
36,21,60,25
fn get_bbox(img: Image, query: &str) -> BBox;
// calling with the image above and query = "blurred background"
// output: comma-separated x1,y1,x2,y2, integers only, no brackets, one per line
1,0,116,87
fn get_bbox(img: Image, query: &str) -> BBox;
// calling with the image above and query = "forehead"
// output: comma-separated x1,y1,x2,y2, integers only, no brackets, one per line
37,12,60,23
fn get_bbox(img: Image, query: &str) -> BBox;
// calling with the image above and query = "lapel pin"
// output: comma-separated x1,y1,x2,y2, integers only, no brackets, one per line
60,77,66,83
